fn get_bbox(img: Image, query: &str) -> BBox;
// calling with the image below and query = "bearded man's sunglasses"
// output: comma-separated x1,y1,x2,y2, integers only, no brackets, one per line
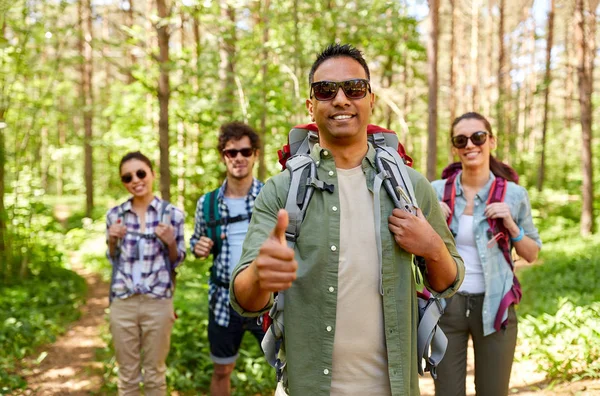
310,78,371,101
451,131,489,149
223,148,255,159
121,169,147,184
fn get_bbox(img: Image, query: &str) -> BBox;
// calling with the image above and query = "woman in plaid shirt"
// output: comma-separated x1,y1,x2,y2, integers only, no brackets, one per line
106,151,186,396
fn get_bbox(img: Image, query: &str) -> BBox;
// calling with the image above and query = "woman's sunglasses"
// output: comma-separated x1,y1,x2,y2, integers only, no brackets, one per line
121,169,147,184
223,147,254,159
451,131,489,149
310,78,371,101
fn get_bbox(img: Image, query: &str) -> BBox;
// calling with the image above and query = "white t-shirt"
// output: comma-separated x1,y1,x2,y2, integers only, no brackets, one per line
456,215,485,294
330,166,391,396
223,196,249,276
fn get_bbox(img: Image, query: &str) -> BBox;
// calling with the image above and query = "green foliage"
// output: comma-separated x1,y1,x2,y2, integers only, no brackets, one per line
0,266,87,393
515,209,600,383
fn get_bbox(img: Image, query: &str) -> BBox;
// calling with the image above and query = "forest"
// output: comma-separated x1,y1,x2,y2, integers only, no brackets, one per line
1,0,599,394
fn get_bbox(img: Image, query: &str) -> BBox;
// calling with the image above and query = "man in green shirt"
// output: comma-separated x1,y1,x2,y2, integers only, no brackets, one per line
230,43,464,395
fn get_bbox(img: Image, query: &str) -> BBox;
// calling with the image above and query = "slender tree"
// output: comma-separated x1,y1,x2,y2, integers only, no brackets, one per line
78,0,94,217
470,0,479,110
156,0,171,200
257,0,270,181
218,1,236,120
537,0,554,191
426,0,439,181
575,0,596,235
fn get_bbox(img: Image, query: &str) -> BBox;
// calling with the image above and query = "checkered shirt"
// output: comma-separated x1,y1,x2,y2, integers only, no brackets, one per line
106,197,186,300
190,178,263,327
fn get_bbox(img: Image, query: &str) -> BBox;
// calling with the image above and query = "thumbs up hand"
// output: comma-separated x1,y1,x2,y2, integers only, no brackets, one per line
251,209,298,292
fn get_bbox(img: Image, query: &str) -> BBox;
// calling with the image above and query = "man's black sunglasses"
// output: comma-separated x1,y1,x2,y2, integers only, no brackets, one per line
451,131,489,149
223,147,255,159
121,169,147,184
310,79,371,101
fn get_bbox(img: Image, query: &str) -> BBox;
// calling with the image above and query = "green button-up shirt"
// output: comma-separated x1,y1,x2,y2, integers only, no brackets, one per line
231,143,464,395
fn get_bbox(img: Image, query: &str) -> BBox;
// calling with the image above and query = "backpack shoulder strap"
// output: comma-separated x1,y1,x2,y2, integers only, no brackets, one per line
159,200,171,224
202,187,223,256
486,177,512,266
442,172,459,227
262,152,334,385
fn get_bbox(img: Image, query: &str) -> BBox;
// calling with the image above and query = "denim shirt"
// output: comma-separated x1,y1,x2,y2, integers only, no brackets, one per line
231,143,464,395
431,171,542,336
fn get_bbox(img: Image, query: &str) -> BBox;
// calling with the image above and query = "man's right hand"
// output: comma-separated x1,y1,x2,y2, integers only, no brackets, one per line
194,236,214,258
250,209,297,292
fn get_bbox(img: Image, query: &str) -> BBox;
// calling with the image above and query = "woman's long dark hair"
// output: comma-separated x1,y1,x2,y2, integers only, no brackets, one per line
119,151,153,173
450,112,518,183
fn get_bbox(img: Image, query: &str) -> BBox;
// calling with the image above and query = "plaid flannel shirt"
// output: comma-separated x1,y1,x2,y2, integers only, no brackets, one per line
190,178,264,327
106,197,186,300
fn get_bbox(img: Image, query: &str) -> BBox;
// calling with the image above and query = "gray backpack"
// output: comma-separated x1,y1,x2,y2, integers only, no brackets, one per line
262,124,448,388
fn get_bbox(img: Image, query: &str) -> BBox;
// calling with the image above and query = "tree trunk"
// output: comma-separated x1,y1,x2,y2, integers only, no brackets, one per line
448,0,458,164
537,0,554,192
218,1,236,120
470,0,479,110
496,0,506,161
426,0,439,181
575,0,596,236
258,0,270,182
564,17,573,131
125,0,136,83
79,0,94,217
56,96,66,196
156,0,171,201
0,107,5,257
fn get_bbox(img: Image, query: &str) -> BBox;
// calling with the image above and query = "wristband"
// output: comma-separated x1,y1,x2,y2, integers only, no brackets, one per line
510,226,524,242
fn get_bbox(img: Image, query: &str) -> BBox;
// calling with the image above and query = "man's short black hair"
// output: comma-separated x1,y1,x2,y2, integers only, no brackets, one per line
308,43,370,84
217,122,261,153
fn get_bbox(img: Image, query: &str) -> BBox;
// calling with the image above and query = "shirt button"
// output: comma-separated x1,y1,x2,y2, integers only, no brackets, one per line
332,206,338,212
328,170,334,176
323,151,329,156
323,368,329,375
330,245,337,252
329,286,335,292
326,326,332,332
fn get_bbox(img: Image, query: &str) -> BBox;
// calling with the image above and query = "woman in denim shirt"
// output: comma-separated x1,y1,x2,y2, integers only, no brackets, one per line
431,112,541,396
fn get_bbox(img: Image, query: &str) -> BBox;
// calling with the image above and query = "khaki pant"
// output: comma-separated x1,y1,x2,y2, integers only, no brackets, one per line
109,294,175,396
433,293,518,396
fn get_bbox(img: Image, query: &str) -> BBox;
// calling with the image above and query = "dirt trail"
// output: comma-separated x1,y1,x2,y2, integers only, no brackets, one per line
15,253,108,395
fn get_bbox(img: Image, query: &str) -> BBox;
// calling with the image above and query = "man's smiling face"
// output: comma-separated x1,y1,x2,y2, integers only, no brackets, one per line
306,56,375,148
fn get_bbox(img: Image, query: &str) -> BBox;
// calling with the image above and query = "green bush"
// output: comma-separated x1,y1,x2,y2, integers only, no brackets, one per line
516,225,600,382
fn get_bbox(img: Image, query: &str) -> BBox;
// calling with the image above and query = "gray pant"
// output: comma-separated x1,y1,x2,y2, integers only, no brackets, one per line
433,293,517,396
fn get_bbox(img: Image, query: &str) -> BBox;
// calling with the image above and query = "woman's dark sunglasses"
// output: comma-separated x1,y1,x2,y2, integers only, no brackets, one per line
451,131,489,149
121,169,147,184
223,147,254,159
310,79,371,101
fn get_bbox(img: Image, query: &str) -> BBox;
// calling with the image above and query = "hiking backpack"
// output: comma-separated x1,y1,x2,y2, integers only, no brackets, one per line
262,123,448,387
109,200,177,303
201,187,253,288
441,163,522,332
